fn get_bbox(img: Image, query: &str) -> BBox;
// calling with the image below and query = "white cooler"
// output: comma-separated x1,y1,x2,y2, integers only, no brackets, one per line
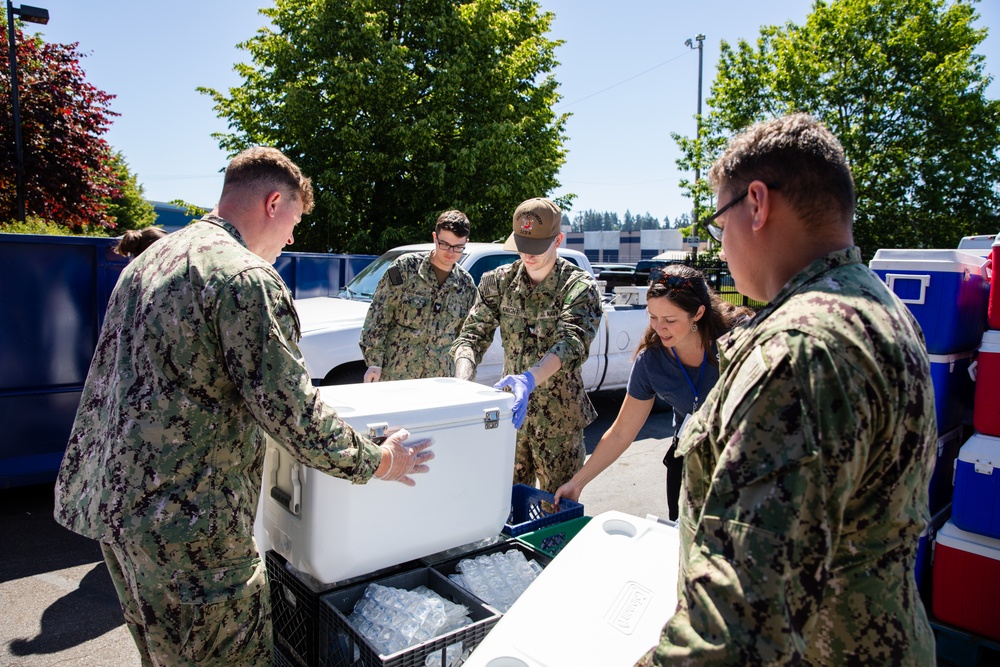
255,377,515,584
465,511,680,667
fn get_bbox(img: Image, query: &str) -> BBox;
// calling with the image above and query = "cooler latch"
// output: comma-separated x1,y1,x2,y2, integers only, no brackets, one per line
484,408,500,430
368,422,389,444
975,459,994,475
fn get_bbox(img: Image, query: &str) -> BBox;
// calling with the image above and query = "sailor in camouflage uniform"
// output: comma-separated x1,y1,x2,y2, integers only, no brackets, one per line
451,198,602,494
360,210,477,382
53,148,433,667
636,115,937,666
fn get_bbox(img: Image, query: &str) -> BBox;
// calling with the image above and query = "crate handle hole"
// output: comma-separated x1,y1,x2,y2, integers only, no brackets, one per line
602,518,638,538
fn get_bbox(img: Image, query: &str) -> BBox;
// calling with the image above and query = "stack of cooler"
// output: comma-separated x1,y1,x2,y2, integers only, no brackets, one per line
931,238,1000,644
869,249,987,621
255,378,518,667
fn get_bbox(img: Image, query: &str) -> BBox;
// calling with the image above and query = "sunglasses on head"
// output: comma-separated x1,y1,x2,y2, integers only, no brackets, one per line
648,269,692,291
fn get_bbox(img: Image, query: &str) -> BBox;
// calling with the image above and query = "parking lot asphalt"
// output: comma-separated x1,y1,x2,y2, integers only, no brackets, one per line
0,388,672,667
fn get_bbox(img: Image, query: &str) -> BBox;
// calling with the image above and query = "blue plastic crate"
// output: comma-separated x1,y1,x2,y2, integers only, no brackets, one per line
502,484,583,537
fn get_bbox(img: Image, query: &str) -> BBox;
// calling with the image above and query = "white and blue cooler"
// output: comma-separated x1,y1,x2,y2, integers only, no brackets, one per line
869,249,989,354
929,428,962,515
952,432,1000,540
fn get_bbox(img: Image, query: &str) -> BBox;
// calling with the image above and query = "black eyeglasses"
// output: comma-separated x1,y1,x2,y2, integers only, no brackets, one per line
705,183,780,243
648,269,692,291
436,239,467,253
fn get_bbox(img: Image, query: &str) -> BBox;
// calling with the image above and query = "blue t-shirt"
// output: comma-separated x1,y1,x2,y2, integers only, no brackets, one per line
627,343,720,437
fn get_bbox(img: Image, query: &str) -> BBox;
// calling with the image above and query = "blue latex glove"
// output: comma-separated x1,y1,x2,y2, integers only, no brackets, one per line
494,371,536,429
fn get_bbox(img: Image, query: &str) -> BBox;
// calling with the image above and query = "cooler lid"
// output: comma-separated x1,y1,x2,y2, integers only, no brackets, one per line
937,520,1000,560
958,432,1000,464
868,248,988,274
980,330,1000,352
317,377,514,431
927,351,975,364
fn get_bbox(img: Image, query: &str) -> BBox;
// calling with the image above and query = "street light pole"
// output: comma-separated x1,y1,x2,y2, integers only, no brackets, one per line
5,1,49,222
685,34,705,232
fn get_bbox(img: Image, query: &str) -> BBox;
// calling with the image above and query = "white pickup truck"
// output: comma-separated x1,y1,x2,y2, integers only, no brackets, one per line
294,242,651,389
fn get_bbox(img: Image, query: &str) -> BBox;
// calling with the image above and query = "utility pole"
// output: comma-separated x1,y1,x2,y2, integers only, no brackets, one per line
685,33,705,257
6,1,50,222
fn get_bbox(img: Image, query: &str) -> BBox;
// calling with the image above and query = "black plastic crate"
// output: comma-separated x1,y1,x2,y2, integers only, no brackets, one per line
317,567,501,667
429,541,551,612
267,550,420,667
274,642,300,667
502,484,583,537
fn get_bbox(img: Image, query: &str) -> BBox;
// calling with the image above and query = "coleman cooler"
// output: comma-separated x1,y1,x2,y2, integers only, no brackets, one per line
932,519,1000,642
464,511,680,667
256,377,516,584
869,249,988,354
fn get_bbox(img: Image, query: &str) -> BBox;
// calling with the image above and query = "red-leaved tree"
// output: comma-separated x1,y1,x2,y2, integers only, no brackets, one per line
0,22,122,228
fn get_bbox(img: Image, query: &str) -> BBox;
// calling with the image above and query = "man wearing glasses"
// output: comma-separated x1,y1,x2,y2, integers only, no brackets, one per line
452,197,603,494
360,209,478,382
637,114,936,665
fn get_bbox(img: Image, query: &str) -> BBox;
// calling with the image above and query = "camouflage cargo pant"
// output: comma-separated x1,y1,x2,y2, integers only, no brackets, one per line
513,429,586,494
100,537,271,667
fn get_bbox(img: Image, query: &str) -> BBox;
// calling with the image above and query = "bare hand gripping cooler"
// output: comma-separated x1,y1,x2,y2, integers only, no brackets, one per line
255,378,516,584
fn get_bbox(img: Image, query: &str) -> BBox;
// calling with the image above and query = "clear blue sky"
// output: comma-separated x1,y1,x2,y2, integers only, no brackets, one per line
26,0,1000,227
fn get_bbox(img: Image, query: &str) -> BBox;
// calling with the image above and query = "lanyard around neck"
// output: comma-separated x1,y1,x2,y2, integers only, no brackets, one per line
671,347,707,412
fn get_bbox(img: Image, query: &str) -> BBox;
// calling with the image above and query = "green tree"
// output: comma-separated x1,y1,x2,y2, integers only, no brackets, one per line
103,152,156,231
0,20,124,229
676,0,1000,259
201,0,570,254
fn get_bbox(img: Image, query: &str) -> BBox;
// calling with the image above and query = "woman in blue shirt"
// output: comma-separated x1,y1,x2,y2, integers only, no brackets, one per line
555,265,752,520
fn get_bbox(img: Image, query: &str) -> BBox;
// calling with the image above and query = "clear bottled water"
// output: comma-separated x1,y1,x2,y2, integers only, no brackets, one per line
454,548,540,612
348,582,472,656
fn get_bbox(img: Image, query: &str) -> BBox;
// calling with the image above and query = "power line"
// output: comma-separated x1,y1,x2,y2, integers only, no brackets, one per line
554,50,694,110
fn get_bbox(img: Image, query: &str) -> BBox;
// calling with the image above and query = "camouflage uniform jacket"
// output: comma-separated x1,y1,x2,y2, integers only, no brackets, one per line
360,251,477,381
54,215,383,549
451,257,602,439
640,247,937,666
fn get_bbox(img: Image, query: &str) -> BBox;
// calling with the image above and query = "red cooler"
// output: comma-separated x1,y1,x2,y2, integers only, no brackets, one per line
971,331,1000,437
932,520,1000,641
990,236,1000,329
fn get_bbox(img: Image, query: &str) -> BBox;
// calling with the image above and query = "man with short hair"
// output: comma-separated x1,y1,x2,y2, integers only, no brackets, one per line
54,146,433,667
361,209,477,382
452,197,603,493
637,114,936,665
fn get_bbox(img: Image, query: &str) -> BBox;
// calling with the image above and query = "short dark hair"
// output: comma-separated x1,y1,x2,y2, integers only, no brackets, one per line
709,113,855,228
435,209,471,238
222,147,315,214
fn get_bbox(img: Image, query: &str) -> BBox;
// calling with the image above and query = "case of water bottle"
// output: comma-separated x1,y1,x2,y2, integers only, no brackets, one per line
317,566,501,667
255,378,516,585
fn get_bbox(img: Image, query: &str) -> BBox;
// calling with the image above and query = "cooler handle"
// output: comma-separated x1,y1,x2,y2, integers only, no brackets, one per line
969,360,978,382
884,273,930,305
266,446,302,516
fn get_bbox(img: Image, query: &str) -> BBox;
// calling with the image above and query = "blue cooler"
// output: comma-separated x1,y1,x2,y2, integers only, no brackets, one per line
929,427,962,514
952,432,1000,539
928,352,974,435
869,249,988,354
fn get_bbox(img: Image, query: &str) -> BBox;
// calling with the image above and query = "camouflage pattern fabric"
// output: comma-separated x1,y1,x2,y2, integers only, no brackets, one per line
452,257,602,489
514,430,586,494
101,537,271,667
360,251,477,381
53,216,382,662
636,247,937,666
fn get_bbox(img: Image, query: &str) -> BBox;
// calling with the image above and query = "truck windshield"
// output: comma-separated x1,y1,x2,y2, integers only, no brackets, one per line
337,250,409,299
